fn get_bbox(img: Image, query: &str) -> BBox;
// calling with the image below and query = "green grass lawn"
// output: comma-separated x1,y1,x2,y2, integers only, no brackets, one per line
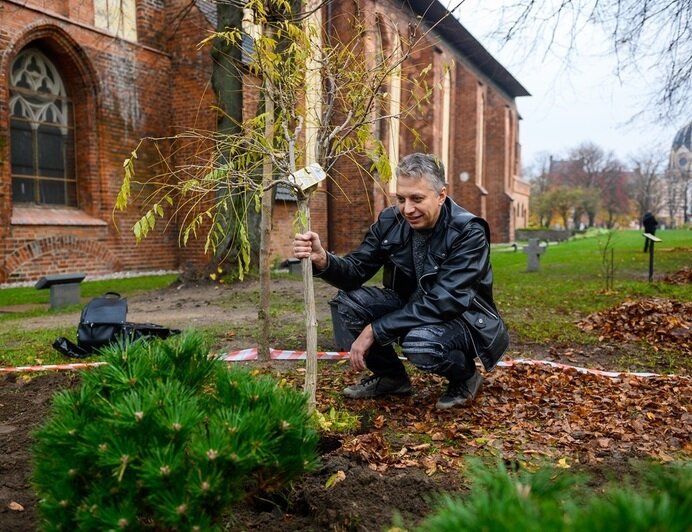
0,230,689,369
0,274,179,307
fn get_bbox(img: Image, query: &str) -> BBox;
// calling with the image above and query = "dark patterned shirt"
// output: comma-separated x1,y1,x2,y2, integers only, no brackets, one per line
410,229,433,301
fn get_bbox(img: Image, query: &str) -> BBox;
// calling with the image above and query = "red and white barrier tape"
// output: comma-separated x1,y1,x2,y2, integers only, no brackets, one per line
497,358,661,378
219,349,667,378
1,348,682,379
1,361,107,373
211,347,348,361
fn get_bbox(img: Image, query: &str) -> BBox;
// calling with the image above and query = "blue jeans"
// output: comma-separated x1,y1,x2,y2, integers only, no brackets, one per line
330,287,476,382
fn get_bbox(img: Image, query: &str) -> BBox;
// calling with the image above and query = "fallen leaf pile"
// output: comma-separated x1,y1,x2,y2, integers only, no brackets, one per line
663,267,692,285
301,362,692,474
577,297,691,352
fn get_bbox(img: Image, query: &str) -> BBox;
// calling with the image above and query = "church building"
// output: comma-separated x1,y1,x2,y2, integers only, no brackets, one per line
0,0,529,283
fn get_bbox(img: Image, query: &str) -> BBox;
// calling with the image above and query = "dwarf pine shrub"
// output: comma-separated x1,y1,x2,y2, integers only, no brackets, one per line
415,459,692,532
415,459,582,532
31,332,319,531
569,461,692,532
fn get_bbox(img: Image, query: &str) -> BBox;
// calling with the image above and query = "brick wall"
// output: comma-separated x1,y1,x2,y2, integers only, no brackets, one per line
323,0,524,253
484,90,512,243
0,0,215,283
326,155,381,254
452,66,481,215
164,0,217,270
319,1,378,254
269,190,329,262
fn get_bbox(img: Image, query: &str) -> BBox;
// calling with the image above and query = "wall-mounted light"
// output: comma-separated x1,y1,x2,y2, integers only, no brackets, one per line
459,171,469,182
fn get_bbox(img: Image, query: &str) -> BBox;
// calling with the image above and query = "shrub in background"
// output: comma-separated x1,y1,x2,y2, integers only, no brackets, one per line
414,459,691,532
414,459,582,532
31,332,319,530
569,461,692,532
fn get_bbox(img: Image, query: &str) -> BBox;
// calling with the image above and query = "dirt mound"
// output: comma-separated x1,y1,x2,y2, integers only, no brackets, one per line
577,297,691,352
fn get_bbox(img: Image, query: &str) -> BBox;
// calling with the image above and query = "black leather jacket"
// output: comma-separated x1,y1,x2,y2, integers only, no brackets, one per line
316,197,498,347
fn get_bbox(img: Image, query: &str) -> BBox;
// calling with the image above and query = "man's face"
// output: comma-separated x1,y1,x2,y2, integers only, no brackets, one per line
395,175,447,230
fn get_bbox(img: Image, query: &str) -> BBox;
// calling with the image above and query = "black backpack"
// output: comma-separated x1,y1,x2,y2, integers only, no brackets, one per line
53,292,180,358
77,292,128,352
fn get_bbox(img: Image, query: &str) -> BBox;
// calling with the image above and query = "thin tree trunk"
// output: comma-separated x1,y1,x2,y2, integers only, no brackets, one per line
258,123,273,361
297,197,318,411
258,27,275,362
300,0,322,412
284,127,318,410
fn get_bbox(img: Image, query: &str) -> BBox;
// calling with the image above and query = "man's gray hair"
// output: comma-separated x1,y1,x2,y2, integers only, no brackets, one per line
396,153,446,192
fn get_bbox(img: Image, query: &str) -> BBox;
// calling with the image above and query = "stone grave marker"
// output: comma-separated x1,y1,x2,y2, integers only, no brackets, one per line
522,238,546,272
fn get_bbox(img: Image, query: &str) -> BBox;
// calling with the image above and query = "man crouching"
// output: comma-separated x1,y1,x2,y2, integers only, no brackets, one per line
293,153,508,409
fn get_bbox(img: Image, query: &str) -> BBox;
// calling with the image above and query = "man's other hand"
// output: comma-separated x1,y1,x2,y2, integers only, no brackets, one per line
349,324,374,371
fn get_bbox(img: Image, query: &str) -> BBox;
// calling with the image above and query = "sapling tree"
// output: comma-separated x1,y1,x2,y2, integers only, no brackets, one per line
598,230,616,293
115,0,432,409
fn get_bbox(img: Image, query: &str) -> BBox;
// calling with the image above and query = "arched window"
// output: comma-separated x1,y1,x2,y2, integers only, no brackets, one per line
10,48,76,206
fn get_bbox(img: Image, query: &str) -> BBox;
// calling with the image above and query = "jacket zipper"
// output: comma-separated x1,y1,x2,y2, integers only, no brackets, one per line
417,270,436,295
472,296,498,320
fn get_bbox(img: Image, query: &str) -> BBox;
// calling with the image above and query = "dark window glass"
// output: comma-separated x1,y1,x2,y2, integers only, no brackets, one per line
39,179,66,205
38,125,65,178
10,119,34,175
12,178,34,203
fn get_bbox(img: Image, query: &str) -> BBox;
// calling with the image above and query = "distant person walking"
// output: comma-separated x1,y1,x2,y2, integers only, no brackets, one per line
642,212,659,252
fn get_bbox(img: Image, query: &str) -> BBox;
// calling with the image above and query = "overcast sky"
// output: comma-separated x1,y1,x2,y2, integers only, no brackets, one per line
451,0,685,173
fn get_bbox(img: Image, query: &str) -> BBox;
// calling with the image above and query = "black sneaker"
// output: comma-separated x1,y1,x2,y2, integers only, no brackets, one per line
435,370,483,410
343,374,412,399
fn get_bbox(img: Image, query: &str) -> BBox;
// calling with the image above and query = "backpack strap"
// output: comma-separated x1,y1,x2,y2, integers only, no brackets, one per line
53,337,90,358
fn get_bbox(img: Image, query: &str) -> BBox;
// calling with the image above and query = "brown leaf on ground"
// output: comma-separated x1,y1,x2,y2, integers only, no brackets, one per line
3,279,690,532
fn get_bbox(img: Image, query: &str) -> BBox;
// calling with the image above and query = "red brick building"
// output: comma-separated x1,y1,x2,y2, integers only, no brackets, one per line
0,0,529,284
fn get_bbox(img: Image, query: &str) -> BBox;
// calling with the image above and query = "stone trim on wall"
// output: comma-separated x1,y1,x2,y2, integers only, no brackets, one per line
11,206,108,226
2,236,122,281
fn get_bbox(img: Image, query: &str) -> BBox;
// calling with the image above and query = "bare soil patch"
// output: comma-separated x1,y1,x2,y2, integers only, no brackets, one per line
16,280,272,333
1,277,690,531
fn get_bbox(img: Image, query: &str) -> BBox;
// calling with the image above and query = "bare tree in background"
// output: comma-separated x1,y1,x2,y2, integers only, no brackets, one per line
599,163,630,228
532,141,642,228
543,186,583,229
566,142,621,227
526,152,552,226
474,0,692,120
629,150,666,223
523,151,552,186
